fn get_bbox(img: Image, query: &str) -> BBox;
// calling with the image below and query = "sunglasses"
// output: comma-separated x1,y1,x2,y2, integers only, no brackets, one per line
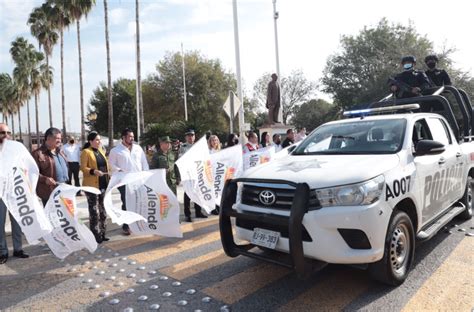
0,131,12,135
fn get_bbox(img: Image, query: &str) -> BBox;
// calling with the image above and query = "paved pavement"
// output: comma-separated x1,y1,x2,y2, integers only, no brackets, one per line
1,200,473,311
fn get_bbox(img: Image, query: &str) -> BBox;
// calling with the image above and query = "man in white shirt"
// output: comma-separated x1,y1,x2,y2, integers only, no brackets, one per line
62,136,81,189
108,128,149,235
0,123,29,264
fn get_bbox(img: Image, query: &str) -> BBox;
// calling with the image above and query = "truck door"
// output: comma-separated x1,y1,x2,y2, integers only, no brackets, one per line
414,117,462,223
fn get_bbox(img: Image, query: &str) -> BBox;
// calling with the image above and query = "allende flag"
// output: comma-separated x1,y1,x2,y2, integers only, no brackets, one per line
209,145,243,205
176,136,215,213
1,140,52,243
127,169,182,237
104,171,148,225
43,184,100,259
243,146,275,171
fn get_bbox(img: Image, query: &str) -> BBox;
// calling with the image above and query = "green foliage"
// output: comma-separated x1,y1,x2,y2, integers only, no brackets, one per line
88,78,137,139
292,99,339,132
143,51,236,135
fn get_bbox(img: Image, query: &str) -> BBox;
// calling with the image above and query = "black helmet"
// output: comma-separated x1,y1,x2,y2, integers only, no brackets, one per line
401,55,416,64
424,54,438,63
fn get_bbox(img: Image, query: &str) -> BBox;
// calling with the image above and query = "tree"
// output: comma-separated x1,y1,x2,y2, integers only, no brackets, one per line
253,70,317,124
292,99,339,132
45,0,71,138
321,18,473,109
88,78,137,138
69,0,96,143
143,51,235,136
30,50,51,145
0,73,18,136
103,0,114,148
28,3,58,128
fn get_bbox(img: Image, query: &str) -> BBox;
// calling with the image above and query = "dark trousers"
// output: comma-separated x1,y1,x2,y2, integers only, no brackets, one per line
118,186,129,231
184,193,202,217
0,200,23,256
86,192,107,239
67,162,80,187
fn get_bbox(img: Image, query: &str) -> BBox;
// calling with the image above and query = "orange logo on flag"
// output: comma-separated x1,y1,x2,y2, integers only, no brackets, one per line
159,194,170,220
204,160,213,183
224,167,236,181
60,196,75,216
260,156,271,164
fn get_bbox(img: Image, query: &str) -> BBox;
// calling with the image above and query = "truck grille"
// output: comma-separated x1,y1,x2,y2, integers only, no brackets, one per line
241,184,320,210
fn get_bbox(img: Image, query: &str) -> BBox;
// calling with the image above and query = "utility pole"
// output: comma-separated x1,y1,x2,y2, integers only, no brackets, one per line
272,0,283,123
181,43,188,121
232,0,245,139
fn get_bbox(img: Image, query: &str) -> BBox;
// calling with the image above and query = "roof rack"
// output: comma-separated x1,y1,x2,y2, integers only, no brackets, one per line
343,104,420,117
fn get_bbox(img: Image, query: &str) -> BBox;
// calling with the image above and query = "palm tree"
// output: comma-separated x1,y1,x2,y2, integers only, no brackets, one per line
68,0,96,143
103,0,114,149
45,0,71,139
0,74,18,137
30,50,51,146
28,4,59,128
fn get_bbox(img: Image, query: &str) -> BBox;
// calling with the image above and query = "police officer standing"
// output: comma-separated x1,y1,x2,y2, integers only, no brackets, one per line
151,136,177,194
424,54,452,87
389,55,432,98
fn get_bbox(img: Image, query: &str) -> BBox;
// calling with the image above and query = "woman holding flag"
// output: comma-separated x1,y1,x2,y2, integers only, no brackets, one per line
80,132,110,244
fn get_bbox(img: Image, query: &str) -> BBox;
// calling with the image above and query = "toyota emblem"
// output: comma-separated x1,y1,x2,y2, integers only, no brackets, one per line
259,190,276,206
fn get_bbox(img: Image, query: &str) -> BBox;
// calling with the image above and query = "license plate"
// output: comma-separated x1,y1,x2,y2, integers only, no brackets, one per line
251,228,280,249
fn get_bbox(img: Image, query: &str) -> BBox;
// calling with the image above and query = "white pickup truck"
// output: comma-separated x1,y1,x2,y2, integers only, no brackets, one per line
219,86,473,285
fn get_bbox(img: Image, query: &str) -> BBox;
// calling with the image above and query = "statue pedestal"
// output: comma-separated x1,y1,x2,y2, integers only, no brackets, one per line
259,123,292,140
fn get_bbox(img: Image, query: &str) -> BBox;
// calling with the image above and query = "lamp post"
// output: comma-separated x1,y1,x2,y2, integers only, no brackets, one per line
232,0,245,140
272,0,283,123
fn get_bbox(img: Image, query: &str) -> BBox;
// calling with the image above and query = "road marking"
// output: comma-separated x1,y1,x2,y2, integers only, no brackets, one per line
106,218,218,251
278,269,370,312
203,263,290,304
402,238,474,312
161,249,230,280
128,231,221,263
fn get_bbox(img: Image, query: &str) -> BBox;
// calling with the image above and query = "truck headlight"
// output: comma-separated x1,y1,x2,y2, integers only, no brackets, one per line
316,175,384,207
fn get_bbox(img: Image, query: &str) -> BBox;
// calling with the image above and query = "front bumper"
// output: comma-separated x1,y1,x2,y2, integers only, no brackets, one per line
219,179,391,277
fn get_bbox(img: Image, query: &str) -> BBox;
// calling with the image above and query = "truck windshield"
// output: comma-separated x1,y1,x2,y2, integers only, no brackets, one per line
293,119,407,155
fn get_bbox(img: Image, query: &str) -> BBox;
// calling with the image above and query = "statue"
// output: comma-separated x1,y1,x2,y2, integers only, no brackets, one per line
266,73,281,125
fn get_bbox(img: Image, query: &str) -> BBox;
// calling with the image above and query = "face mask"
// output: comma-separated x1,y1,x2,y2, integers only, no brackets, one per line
427,62,436,69
403,63,413,70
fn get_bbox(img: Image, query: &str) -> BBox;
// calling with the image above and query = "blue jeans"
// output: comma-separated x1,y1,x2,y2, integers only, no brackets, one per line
0,199,23,256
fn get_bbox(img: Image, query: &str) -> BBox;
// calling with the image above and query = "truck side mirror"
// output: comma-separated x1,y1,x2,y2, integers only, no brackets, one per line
414,140,445,156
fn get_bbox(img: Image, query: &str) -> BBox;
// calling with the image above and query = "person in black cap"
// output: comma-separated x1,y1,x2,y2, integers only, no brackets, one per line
389,55,432,98
151,136,177,194
177,129,207,222
424,54,452,87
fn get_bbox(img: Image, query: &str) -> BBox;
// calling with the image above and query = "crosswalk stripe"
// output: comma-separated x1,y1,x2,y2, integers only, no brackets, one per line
278,269,370,312
106,218,219,251
128,231,222,263
402,238,474,312
161,249,230,280
202,263,290,304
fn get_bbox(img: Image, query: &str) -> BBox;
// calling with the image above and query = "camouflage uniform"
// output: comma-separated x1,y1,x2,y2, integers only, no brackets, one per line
152,149,177,194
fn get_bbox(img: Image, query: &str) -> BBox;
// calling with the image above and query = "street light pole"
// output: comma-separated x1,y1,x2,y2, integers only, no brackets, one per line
181,43,188,121
232,0,245,140
272,0,283,123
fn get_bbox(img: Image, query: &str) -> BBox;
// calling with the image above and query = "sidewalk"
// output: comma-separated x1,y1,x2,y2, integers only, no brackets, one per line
5,185,191,235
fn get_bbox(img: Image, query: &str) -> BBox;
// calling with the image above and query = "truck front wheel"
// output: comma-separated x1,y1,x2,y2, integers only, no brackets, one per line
369,211,415,286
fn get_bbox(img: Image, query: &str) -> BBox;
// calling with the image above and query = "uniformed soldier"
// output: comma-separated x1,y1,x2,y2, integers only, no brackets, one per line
389,55,432,98
424,54,452,87
151,136,177,194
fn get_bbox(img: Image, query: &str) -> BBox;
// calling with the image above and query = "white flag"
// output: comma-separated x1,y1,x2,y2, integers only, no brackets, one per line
1,141,52,243
243,146,275,171
210,145,243,205
104,171,148,225
176,136,215,213
127,170,182,237
43,184,100,259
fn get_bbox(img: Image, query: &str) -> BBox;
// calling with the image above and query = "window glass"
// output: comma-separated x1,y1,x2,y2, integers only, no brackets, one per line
426,118,451,145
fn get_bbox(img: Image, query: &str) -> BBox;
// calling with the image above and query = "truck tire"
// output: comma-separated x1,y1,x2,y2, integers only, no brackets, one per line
458,177,473,220
369,211,415,286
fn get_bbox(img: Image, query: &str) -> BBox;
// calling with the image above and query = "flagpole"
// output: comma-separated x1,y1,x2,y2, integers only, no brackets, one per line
232,0,245,140
273,0,283,124
181,42,188,121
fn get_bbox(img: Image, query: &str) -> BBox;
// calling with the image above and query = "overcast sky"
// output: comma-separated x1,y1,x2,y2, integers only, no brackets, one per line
0,0,472,134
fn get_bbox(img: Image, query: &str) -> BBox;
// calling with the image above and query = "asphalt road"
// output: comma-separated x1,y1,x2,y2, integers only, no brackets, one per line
0,212,472,311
